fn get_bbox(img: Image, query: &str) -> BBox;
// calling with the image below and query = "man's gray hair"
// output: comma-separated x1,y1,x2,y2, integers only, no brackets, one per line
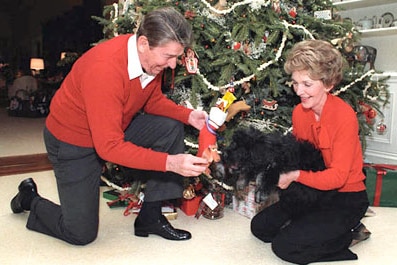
136,7,193,49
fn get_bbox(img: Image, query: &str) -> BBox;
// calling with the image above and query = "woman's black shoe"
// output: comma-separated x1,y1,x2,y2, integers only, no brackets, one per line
350,222,371,247
10,178,38,213
134,215,191,240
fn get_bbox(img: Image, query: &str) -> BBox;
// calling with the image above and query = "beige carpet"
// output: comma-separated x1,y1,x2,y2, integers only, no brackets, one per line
1,108,397,265
2,171,397,265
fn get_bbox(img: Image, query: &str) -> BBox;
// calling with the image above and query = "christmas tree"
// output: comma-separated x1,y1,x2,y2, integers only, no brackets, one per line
92,0,393,215
92,0,389,155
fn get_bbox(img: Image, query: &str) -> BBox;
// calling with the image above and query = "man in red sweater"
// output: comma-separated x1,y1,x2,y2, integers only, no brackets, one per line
10,7,209,244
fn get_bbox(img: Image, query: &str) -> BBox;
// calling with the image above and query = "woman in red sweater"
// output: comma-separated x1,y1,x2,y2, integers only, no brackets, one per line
11,7,209,244
251,40,370,264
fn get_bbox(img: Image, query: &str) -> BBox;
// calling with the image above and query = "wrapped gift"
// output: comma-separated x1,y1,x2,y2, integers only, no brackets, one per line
232,182,268,219
364,163,397,207
180,196,203,216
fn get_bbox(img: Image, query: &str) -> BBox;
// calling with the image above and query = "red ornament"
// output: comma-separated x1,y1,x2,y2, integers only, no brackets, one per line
233,42,241,50
359,101,377,124
184,10,195,19
289,7,297,18
376,122,387,135
261,99,278,111
367,109,376,119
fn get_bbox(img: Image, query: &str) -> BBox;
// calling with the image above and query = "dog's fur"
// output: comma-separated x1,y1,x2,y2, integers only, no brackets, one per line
222,127,335,216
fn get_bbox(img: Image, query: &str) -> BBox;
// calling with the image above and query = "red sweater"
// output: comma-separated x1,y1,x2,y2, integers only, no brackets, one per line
292,94,366,192
46,34,192,172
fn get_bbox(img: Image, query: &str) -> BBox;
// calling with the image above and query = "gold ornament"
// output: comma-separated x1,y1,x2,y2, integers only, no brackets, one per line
183,184,196,200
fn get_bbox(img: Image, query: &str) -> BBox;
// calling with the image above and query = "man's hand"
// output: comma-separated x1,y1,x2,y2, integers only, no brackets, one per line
166,154,209,177
188,110,208,131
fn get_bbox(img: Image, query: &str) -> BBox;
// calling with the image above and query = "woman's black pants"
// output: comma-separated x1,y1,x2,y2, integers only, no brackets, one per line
251,190,369,264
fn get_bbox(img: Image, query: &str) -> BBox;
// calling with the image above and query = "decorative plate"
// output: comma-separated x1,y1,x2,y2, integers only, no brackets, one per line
382,12,394,27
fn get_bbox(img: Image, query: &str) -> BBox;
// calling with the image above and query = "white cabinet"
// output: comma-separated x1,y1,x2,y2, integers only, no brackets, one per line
333,0,397,164
333,0,397,71
365,73,397,164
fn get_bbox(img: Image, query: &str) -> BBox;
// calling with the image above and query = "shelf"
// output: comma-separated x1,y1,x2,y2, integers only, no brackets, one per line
359,26,397,37
373,71,397,78
333,0,397,9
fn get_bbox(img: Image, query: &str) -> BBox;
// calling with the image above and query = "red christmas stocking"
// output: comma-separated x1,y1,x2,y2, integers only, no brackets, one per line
197,122,217,158
197,107,227,164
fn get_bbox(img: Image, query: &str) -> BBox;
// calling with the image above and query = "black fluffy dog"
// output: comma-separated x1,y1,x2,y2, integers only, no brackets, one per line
222,127,336,216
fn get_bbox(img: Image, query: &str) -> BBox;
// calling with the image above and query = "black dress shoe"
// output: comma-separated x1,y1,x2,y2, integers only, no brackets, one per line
134,215,192,240
11,178,38,213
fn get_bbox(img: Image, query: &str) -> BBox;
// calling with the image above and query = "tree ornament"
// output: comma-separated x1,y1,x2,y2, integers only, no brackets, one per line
289,7,297,18
243,40,251,55
184,10,195,20
233,42,241,51
376,120,387,135
272,0,281,14
183,184,196,200
359,101,377,124
263,31,269,43
261,99,278,110
343,32,354,53
182,48,198,74
367,108,377,119
228,77,235,93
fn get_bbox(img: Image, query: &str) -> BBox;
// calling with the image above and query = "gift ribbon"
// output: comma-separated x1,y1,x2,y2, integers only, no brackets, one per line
373,169,386,207
364,163,397,206
106,193,141,216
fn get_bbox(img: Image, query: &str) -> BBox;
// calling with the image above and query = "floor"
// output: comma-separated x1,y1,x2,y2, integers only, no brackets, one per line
1,107,397,265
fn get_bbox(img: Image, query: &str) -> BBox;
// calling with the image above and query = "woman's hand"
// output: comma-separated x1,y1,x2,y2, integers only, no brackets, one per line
188,110,208,131
278,170,300,189
166,153,209,177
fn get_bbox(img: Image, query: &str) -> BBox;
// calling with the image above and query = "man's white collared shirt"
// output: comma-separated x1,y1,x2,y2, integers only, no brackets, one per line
127,35,155,89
